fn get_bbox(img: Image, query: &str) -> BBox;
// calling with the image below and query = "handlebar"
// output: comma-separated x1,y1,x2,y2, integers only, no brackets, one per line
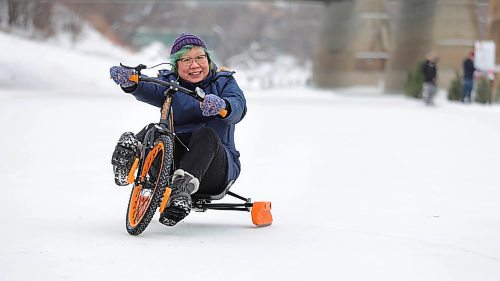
120,63,228,118
132,75,205,102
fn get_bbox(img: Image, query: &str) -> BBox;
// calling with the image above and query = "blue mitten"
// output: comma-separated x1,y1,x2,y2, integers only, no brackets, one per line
201,94,226,116
110,66,135,87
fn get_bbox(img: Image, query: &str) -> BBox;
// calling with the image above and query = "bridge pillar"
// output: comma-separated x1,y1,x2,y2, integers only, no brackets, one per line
313,0,390,88
490,0,500,65
313,0,360,88
383,0,436,93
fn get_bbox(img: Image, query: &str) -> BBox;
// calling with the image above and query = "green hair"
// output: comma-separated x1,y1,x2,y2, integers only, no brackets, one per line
169,45,213,73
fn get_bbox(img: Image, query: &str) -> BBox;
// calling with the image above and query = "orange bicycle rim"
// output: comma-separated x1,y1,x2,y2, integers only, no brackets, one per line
128,142,165,228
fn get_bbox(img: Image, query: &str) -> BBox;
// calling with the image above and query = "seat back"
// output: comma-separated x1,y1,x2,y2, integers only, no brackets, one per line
191,180,234,201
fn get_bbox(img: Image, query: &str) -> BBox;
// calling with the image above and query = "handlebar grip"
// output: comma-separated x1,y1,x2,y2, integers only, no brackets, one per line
128,74,139,83
129,74,139,83
219,109,228,118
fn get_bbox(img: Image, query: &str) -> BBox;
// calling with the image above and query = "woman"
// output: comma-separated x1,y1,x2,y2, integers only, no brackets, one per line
110,33,247,226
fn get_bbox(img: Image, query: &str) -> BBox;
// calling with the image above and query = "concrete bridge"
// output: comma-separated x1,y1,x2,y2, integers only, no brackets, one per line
309,0,497,93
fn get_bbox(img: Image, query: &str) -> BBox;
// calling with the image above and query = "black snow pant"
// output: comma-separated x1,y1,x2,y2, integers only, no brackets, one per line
137,125,228,195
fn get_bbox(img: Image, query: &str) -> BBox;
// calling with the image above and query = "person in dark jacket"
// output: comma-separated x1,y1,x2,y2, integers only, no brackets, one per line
109,33,247,226
462,51,476,103
421,52,438,106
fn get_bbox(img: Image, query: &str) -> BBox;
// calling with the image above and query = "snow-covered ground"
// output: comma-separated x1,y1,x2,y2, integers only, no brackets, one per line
1,31,500,281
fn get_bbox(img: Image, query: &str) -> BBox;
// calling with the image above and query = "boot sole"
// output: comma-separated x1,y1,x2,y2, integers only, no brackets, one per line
159,196,191,226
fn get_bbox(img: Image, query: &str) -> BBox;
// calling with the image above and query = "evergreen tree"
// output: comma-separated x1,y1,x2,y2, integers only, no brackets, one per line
405,60,424,98
475,77,492,104
447,71,462,101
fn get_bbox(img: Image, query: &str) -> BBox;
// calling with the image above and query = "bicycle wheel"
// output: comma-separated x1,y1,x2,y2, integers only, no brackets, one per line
126,135,173,235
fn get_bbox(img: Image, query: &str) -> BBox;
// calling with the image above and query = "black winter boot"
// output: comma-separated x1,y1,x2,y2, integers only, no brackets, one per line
111,132,140,186
159,169,200,226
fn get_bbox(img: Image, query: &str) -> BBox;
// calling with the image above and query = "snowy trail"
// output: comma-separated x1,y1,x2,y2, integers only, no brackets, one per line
1,88,500,281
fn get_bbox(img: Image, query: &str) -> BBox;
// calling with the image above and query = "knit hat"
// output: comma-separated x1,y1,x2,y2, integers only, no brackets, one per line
170,33,207,55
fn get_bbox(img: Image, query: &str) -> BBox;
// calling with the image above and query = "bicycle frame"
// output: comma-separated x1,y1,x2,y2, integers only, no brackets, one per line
130,81,176,189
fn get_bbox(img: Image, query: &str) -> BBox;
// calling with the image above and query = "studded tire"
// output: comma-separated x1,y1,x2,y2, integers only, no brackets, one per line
125,135,173,236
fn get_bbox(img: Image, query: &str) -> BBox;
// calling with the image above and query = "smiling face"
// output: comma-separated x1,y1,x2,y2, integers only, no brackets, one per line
176,46,210,83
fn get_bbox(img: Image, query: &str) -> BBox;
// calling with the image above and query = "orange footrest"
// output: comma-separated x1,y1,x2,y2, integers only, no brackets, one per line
159,187,171,213
251,201,272,227
126,158,139,184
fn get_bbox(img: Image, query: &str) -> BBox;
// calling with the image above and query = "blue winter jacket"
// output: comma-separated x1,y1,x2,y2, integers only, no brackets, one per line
126,68,246,185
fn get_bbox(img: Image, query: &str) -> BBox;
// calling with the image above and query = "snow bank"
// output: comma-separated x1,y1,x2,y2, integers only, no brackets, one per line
0,25,167,96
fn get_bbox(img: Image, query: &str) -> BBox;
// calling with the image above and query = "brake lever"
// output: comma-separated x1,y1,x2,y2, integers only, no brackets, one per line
120,63,147,73
195,87,205,100
195,87,228,118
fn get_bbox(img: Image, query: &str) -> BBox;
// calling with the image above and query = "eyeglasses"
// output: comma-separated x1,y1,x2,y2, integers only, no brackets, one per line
178,54,208,67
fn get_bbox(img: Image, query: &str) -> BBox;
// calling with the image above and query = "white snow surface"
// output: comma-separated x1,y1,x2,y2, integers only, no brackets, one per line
1,31,500,281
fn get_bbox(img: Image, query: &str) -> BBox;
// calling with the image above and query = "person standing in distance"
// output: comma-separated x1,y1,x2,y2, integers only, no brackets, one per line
462,51,476,103
421,51,438,106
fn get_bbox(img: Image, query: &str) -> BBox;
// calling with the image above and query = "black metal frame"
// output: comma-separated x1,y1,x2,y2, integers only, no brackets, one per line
192,191,254,212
